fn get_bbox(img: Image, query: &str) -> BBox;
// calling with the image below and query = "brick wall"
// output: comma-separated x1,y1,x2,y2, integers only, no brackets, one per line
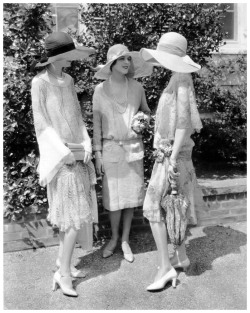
3,178,247,252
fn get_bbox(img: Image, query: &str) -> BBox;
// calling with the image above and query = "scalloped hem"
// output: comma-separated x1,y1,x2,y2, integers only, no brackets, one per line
47,215,95,232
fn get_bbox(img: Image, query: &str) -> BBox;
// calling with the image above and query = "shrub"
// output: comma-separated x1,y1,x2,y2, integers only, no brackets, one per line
3,3,54,221
192,54,247,162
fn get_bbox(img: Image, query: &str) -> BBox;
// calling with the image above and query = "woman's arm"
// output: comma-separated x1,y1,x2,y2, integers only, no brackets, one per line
71,80,92,152
92,88,103,153
168,79,192,176
92,87,104,175
170,129,188,163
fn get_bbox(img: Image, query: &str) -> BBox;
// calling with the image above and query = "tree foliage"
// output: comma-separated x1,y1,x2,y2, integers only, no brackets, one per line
3,3,54,220
193,54,247,161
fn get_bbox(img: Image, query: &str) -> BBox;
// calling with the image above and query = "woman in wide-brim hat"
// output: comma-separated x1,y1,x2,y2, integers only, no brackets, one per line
31,32,97,297
140,32,205,291
93,44,153,262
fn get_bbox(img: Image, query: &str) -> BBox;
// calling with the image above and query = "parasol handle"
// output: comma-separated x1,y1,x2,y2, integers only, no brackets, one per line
170,182,178,195
169,166,178,195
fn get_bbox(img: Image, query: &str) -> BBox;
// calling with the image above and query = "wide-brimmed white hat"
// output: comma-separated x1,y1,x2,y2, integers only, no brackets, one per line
34,32,95,68
140,32,201,73
94,44,153,80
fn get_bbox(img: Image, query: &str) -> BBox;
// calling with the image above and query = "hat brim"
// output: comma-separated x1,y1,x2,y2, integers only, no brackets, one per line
35,45,95,67
140,48,201,73
94,51,153,80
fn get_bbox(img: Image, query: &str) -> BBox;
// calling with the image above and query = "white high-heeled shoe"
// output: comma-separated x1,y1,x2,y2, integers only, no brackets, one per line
56,259,87,278
121,241,134,263
52,270,78,297
146,267,177,291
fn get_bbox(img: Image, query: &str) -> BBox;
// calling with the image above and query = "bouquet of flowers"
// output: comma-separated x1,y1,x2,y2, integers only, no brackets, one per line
131,111,150,134
153,140,173,163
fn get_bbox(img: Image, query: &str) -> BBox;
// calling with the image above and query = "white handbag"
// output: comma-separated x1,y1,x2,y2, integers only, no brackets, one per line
65,143,85,160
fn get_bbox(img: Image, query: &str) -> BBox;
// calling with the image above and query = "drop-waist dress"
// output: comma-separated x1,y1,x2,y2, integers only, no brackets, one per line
31,70,98,233
93,78,150,211
143,73,204,225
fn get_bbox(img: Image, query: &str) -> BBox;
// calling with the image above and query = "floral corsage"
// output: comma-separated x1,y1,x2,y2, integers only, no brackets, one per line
131,111,150,134
153,140,173,163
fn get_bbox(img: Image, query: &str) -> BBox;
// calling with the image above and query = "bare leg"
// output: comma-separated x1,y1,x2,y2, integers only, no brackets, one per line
109,210,121,242
121,208,134,243
60,227,78,277
171,241,188,264
150,221,172,282
103,210,121,257
57,231,64,265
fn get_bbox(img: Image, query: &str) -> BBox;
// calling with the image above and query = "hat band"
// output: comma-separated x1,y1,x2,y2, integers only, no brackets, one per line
157,43,186,57
107,49,130,63
46,42,76,58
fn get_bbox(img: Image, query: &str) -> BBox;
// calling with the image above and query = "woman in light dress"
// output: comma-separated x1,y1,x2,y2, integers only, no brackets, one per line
31,32,97,297
140,32,205,291
93,44,152,262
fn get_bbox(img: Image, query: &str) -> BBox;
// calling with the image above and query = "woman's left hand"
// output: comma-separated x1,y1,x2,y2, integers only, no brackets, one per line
167,164,180,181
84,151,92,164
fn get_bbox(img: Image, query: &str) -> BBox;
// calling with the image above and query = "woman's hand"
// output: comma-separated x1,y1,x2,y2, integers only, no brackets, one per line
95,157,104,176
65,152,76,165
167,164,180,181
95,151,105,176
84,151,92,164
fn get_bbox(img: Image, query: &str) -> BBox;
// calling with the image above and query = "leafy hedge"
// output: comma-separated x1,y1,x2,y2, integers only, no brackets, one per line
3,3,246,221
193,55,247,162
3,3,54,220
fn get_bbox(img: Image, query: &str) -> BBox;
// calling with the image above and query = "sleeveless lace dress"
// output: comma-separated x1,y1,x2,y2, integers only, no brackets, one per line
143,73,204,225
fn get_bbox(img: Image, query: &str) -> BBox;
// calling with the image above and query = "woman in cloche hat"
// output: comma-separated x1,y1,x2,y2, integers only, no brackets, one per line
141,32,205,291
93,44,153,263
31,32,97,297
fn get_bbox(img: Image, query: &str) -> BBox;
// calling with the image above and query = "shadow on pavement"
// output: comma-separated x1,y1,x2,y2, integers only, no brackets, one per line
186,225,247,276
73,243,127,288
71,224,246,288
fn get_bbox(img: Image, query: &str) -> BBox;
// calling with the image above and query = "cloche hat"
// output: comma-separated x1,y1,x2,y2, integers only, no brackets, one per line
140,32,201,73
94,44,153,80
34,32,95,68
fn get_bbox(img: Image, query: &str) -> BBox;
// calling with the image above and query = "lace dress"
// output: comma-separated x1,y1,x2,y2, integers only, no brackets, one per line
31,69,98,232
143,73,204,225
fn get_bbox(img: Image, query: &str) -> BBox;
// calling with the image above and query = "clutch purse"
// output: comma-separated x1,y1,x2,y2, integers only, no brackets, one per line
65,143,85,161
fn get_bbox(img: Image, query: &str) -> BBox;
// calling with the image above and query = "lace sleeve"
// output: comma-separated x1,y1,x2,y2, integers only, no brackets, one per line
176,80,192,129
31,77,50,137
70,79,92,153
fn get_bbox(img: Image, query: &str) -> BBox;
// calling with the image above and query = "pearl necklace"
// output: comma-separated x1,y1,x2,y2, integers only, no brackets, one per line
47,68,65,80
109,76,128,114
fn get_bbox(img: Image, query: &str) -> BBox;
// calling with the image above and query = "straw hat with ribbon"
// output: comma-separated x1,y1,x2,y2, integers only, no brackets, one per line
140,32,201,73
94,44,153,80
33,32,95,68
